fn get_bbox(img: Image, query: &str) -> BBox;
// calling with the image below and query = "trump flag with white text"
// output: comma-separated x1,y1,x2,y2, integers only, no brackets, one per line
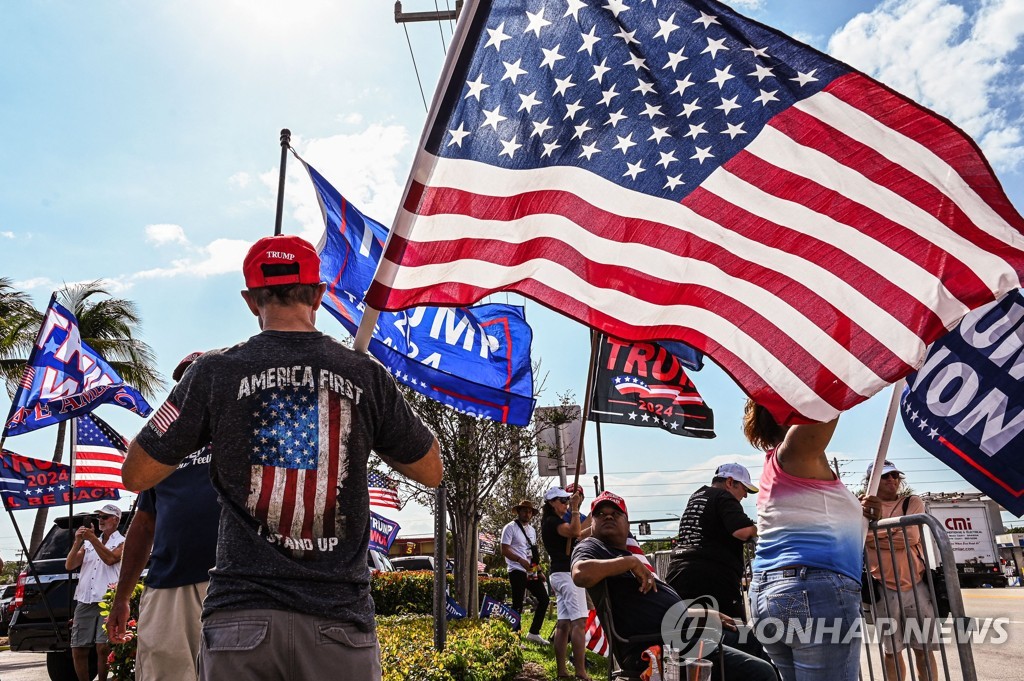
365,0,1024,425
903,290,1024,516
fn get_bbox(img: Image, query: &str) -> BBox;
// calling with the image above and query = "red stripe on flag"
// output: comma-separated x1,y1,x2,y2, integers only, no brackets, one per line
824,74,1024,233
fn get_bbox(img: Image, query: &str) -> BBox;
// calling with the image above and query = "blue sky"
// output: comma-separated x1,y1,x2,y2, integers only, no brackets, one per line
1,0,1023,558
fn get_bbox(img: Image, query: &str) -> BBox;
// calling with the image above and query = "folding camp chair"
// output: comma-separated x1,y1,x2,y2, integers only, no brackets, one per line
592,582,725,681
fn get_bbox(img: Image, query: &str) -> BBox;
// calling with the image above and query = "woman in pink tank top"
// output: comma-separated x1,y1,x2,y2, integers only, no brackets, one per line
743,400,879,681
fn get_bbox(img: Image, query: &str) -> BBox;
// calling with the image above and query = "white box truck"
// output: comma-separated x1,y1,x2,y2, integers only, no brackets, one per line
921,495,1007,588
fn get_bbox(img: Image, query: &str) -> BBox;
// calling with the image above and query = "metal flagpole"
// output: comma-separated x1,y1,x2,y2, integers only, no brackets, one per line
566,331,601,554
593,333,606,493
3,501,65,645
273,129,291,236
863,380,905,538
66,416,78,626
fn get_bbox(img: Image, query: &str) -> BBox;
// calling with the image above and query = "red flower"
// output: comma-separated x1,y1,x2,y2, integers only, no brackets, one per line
107,652,115,663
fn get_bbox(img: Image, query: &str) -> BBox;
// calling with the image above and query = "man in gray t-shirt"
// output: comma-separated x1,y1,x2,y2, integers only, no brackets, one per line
123,235,442,681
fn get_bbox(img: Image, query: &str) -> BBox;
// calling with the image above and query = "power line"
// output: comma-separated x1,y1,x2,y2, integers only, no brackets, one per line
402,24,429,112
433,1,447,55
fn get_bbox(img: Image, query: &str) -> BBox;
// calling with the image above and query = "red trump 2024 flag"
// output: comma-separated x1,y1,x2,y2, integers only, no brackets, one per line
365,0,1024,424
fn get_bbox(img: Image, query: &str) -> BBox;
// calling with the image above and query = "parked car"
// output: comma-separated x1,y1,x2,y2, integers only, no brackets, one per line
368,550,396,573
8,511,133,681
0,583,17,635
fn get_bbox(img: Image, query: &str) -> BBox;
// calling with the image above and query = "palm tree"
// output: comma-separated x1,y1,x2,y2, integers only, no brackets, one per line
0,277,42,398
27,281,165,551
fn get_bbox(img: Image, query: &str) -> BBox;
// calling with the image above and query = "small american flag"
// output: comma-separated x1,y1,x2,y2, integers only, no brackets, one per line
149,400,180,435
626,534,655,573
74,413,128,490
366,0,1024,425
369,472,402,510
584,608,610,657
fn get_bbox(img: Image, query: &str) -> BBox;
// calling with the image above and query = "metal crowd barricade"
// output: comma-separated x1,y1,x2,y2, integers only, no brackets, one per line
860,513,977,681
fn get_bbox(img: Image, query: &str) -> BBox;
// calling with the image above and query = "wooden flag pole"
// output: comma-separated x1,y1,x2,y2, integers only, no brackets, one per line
273,129,291,236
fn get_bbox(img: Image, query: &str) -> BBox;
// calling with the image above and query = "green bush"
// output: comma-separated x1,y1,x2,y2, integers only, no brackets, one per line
372,571,511,616
99,582,144,681
378,615,522,681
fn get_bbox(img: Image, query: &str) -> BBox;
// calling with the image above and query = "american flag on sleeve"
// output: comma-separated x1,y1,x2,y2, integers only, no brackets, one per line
365,0,1024,425
74,413,128,490
368,472,402,510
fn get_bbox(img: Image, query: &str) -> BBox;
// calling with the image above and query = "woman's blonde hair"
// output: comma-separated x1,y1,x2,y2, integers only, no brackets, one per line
742,398,786,451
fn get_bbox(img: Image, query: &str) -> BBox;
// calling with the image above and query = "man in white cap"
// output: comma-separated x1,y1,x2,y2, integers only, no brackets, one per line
65,502,124,681
666,463,758,621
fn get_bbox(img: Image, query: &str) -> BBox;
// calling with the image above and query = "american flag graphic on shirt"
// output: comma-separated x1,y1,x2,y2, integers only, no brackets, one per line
245,385,351,558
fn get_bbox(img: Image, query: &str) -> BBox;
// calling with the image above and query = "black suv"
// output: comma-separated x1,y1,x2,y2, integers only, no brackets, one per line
9,511,133,681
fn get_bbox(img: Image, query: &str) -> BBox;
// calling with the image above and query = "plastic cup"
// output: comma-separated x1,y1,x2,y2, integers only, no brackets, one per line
684,657,712,681
663,647,681,681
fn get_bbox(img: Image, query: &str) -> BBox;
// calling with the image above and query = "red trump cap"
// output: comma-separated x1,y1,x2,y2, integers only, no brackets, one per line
243,235,321,288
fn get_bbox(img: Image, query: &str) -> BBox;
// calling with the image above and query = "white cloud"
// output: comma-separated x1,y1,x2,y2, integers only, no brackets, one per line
729,0,765,9
229,171,252,189
338,112,364,125
1,231,13,239
131,238,251,280
828,0,1024,171
145,223,190,246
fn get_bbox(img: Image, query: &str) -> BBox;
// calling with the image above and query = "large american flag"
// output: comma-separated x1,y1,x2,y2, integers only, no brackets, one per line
74,413,128,490
246,385,348,557
365,0,1024,424
369,471,402,510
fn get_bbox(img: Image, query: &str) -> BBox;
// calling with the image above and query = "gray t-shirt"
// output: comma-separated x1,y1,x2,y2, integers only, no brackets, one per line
136,330,435,630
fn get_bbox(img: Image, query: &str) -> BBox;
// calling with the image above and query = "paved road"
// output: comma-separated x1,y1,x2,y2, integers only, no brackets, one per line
2,589,1024,680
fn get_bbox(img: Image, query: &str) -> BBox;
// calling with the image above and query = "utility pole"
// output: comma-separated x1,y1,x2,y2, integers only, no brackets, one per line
394,0,462,23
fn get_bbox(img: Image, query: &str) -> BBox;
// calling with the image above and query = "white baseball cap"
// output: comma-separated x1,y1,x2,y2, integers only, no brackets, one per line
544,486,570,501
715,463,758,493
866,460,903,477
97,503,122,519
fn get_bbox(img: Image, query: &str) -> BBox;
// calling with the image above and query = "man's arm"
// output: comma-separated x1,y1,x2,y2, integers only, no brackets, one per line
65,529,87,571
732,526,757,541
384,439,443,488
572,555,657,593
501,542,531,570
107,509,155,643
122,439,180,492
90,537,124,566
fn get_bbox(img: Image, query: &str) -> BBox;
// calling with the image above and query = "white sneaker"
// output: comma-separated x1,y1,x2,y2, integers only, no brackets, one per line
524,632,550,646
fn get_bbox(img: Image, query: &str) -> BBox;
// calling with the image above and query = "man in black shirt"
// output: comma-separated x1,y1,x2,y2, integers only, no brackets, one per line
122,235,442,681
571,491,773,681
666,463,757,620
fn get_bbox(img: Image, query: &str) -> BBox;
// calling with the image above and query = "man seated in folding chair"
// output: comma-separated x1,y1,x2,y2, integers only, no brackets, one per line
571,491,775,681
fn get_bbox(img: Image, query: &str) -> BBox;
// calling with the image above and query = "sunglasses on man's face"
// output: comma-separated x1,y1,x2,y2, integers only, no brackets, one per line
880,472,901,481
95,514,114,520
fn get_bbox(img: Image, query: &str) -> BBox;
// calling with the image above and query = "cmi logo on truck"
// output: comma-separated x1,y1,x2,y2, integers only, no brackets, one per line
945,517,974,531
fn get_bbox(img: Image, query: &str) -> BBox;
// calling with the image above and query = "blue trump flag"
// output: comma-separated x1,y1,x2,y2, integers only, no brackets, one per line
479,594,521,630
301,158,536,425
902,289,1024,516
3,296,152,437
445,595,468,620
0,449,119,510
368,511,401,554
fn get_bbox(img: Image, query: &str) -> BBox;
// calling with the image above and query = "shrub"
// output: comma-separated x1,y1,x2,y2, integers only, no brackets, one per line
99,582,144,681
372,571,511,616
378,615,522,681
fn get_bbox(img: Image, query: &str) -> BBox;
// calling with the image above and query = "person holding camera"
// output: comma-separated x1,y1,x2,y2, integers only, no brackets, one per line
542,486,591,680
501,498,550,645
65,503,124,681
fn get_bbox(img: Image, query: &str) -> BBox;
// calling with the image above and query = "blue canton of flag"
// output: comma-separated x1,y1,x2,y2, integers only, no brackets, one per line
251,389,320,470
4,295,152,437
301,157,537,426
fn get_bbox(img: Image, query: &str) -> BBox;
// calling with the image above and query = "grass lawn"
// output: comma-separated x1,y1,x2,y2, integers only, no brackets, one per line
518,612,610,681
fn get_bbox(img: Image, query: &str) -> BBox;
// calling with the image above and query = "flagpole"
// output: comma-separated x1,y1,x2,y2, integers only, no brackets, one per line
273,129,291,236
3,500,66,646
863,380,904,538
66,416,78,627
354,308,380,353
566,331,601,554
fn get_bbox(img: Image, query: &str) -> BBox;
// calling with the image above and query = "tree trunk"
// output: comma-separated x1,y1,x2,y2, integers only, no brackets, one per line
467,515,480,616
29,420,67,553
450,510,475,616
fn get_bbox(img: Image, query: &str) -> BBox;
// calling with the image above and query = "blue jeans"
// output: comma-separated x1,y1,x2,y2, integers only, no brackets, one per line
749,567,862,681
